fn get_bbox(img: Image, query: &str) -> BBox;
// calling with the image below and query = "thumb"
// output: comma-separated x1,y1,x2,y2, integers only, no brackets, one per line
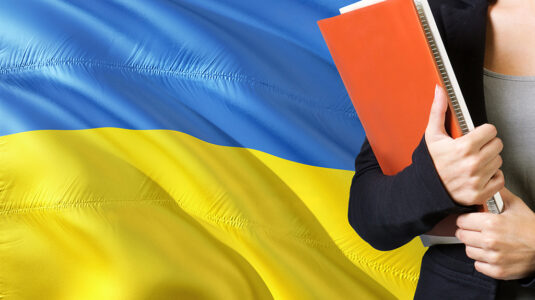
425,84,450,141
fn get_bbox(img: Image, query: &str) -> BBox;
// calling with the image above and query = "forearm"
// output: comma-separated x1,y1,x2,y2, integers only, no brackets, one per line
348,135,475,250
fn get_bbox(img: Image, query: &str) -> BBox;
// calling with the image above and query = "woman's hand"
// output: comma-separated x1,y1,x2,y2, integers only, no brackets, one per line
456,187,535,280
425,84,505,206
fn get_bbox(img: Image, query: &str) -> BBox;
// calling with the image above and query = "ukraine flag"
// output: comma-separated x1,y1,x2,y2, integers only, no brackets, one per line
1,0,425,299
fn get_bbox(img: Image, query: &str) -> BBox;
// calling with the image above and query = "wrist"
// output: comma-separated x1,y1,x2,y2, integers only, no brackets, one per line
416,134,476,214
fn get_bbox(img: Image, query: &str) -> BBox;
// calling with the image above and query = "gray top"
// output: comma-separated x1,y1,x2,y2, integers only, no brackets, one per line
483,68,535,211
483,67,535,299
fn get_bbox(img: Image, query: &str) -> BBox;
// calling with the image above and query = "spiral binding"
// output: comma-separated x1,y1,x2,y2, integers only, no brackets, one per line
414,0,502,214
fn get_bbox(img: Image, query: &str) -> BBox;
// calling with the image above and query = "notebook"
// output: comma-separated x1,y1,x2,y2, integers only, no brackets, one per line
317,0,503,246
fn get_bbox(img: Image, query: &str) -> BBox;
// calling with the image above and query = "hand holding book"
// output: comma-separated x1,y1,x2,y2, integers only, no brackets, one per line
317,0,504,246
426,85,505,208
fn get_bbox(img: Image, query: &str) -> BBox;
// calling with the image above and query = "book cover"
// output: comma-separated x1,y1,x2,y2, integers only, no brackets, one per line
317,0,500,246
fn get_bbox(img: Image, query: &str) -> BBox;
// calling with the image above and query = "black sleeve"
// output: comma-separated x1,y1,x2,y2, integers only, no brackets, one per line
518,276,535,289
348,134,477,251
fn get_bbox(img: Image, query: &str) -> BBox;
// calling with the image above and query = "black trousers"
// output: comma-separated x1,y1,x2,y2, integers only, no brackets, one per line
414,244,535,299
414,244,497,300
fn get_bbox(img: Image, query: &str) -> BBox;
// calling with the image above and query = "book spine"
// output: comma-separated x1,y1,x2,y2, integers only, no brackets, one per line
414,0,504,214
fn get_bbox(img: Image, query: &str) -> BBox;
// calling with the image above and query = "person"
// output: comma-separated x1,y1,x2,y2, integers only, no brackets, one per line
347,0,535,298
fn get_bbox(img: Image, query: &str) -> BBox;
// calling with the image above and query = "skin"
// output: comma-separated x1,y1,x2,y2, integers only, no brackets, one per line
456,188,535,280
426,85,505,208
484,0,535,76
426,0,535,280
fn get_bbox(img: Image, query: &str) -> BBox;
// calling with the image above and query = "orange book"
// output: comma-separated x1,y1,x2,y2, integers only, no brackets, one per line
317,0,503,246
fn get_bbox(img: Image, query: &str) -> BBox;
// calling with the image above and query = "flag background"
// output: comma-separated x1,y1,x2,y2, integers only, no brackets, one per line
0,0,426,299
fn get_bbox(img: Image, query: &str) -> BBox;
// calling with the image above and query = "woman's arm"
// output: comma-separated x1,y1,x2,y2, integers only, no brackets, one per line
348,135,474,251
348,85,505,251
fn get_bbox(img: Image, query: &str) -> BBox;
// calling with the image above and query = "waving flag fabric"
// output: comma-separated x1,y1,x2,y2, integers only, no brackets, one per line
1,1,426,299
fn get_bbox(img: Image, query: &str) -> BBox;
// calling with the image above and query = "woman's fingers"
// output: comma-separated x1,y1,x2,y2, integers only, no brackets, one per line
479,137,503,165
482,170,505,201
479,155,503,187
465,246,491,263
456,229,486,248
459,124,498,152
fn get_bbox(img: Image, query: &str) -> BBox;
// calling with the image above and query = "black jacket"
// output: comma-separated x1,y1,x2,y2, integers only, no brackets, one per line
348,0,535,298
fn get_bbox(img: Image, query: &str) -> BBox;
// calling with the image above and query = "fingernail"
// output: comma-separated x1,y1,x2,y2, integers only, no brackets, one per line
435,84,440,97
